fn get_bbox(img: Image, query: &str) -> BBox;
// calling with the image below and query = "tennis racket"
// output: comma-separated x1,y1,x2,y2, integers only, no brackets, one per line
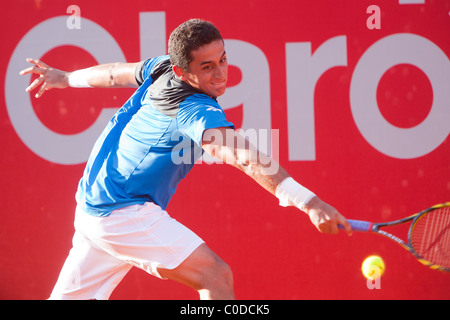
339,202,450,272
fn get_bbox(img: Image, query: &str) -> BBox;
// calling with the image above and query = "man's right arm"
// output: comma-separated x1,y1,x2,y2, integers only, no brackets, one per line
19,58,141,98
201,127,353,235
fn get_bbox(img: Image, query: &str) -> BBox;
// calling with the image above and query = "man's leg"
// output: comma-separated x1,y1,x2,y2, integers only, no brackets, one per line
49,230,132,300
72,202,235,300
157,243,235,300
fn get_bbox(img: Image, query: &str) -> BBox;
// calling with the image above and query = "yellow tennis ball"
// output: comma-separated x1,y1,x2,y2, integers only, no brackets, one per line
361,255,385,280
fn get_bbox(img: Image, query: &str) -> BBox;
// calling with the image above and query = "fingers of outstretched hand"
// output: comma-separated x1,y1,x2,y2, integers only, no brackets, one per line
36,82,48,98
20,58,54,98
20,66,46,77
19,58,48,76
25,76,44,93
26,58,49,69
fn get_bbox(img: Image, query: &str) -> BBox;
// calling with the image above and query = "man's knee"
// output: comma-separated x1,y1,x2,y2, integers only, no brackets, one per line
157,244,233,290
196,257,233,291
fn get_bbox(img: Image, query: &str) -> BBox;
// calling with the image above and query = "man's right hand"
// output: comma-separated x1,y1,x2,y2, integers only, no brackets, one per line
303,196,352,235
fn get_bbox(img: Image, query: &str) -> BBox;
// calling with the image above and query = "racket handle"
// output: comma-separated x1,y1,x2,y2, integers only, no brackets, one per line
338,219,372,232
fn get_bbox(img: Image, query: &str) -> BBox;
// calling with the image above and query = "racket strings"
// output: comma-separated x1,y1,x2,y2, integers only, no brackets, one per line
411,206,450,269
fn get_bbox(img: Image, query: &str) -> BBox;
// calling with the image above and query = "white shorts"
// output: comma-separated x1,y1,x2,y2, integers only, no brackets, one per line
49,202,204,300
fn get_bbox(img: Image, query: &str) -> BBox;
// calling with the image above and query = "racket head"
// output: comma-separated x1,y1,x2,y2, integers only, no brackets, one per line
408,203,450,272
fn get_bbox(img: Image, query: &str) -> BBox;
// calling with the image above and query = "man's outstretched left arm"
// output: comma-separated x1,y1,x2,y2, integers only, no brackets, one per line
20,58,141,98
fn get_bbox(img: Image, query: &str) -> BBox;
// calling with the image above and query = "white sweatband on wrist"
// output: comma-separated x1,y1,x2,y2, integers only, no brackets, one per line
275,177,316,211
68,69,92,88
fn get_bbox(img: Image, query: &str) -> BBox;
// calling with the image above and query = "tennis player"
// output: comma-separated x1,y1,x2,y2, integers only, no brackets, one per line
20,19,352,300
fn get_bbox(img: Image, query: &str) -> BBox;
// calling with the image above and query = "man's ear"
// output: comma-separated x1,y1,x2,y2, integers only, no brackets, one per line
172,65,187,81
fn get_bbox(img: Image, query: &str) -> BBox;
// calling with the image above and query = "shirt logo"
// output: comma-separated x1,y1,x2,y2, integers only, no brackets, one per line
206,106,223,113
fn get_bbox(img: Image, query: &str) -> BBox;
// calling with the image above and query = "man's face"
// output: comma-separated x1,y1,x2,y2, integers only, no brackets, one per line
178,40,228,98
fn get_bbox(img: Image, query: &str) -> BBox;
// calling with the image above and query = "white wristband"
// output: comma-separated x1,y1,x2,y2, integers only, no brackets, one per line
68,69,92,88
275,177,316,211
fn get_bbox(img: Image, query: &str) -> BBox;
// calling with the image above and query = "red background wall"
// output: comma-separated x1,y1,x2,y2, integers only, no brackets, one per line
1,0,449,299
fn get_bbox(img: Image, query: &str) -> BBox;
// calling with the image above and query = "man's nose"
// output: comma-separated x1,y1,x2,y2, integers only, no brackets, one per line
215,65,227,79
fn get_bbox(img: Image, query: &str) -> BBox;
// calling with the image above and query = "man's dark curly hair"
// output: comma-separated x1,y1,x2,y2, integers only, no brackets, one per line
168,19,223,71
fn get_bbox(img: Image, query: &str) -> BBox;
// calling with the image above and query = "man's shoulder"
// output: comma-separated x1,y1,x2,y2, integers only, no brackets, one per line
181,93,221,108
149,56,172,81
179,94,226,119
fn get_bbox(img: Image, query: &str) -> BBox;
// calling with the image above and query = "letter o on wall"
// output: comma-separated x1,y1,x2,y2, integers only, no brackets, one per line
350,33,450,159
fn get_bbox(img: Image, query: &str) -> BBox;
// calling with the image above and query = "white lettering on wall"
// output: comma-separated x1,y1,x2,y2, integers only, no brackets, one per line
5,14,158,165
286,36,348,161
350,33,450,159
221,39,271,133
139,12,166,59
5,12,449,165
